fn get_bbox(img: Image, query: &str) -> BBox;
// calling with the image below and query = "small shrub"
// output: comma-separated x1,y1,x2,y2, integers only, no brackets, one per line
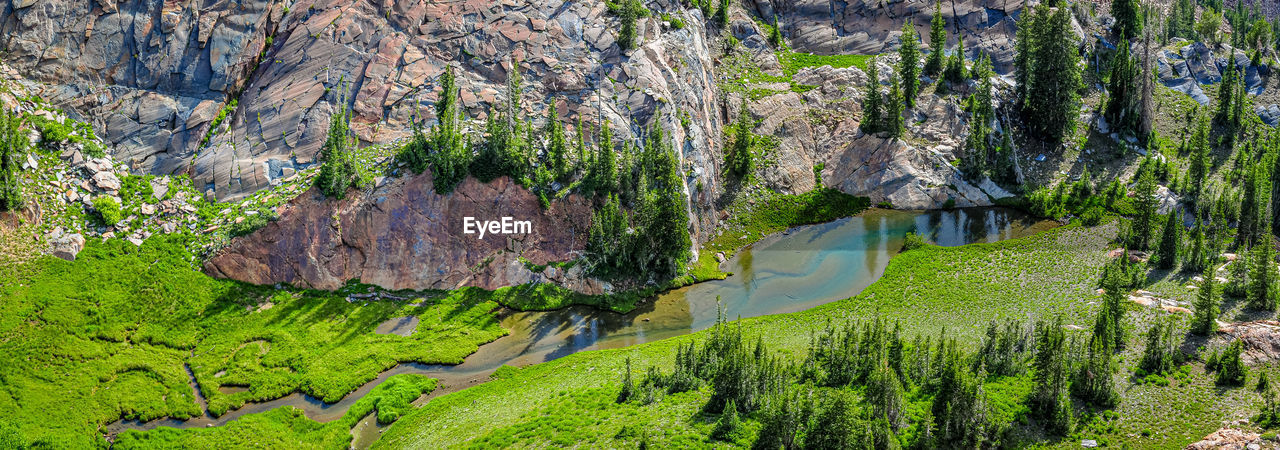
902,232,928,252
92,196,122,226
227,210,280,238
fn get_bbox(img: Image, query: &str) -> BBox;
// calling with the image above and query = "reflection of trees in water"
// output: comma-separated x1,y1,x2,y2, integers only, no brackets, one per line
500,295,694,363
738,246,754,291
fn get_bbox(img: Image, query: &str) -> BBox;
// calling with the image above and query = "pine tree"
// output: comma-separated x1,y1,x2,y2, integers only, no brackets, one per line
715,0,729,28
1216,340,1248,386
614,0,651,51
898,20,922,109
861,58,883,134
1192,266,1222,335
428,64,471,193
618,356,635,402
867,362,905,429
0,107,26,212
885,74,904,138
543,102,569,182
1187,219,1209,273
726,99,754,178
943,34,966,85
317,88,363,199
1105,39,1142,138
1132,164,1159,250
924,1,947,78
475,58,529,185
1248,240,1277,311
1112,0,1142,40
1156,212,1182,269
1021,6,1082,143
1013,10,1036,107
1073,330,1117,407
574,118,589,177
712,399,742,441
1031,316,1073,436
1099,266,1129,349
1187,116,1211,204
587,120,618,196
1166,0,1196,40
1140,316,1176,376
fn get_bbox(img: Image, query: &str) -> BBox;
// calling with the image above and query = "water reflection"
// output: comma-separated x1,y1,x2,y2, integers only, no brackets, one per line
110,207,1053,436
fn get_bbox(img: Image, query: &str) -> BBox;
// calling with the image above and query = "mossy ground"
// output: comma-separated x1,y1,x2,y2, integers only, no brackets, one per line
376,223,1270,449
0,236,503,447
112,374,437,449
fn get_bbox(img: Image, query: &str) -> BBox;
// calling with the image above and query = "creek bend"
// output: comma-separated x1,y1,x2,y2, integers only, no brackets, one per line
107,207,1056,438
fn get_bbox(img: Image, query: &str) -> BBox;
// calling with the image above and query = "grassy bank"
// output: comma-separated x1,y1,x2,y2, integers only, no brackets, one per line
688,188,871,281
375,223,1264,449
0,237,504,447
113,374,436,448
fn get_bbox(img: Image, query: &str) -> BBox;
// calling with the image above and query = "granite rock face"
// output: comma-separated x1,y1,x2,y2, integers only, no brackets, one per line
1,0,278,176
764,0,1025,72
1,0,724,236
205,172,595,292
731,17,1005,207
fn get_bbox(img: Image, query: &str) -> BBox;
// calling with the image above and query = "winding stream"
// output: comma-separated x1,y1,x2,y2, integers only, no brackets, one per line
108,207,1055,441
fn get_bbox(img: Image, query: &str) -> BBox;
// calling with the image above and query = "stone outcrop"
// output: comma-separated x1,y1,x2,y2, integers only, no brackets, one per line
1185,426,1266,450
763,0,1025,72
204,172,596,292
1221,320,1280,365
731,23,1006,207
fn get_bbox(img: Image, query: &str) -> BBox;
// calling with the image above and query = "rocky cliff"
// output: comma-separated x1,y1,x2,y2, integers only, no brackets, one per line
204,172,602,292
0,0,723,226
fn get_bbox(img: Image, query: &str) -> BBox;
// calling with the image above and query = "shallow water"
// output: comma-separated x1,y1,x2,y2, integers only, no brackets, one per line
108,207,1054,437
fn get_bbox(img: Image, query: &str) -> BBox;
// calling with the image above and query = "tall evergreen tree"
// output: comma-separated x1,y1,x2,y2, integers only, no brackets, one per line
1020,6,1082,143
1216,340,1248,386
726,99,754,179
1216,62,1239,129
1187,116,1211,205
1112,0,1142,40
898,20,922,109
1166,0,1196,40
862,58,883,134
316,88,363,199
1105,39,1143,138
925,1,948,77
428,64,471,193
543,102,569,182
1031,317,1073,435
1013,10,1036,108
1192,265,1222,335
587,120,618,196
0,107,26,212
614,0,651,50
1187,219,1209,273
885,74,905,138
1140,316,1176,376
1073,328,1117,407
1132,163,1159,251
943,35,967,85
1156,212,1183,269
1248,237,1277,311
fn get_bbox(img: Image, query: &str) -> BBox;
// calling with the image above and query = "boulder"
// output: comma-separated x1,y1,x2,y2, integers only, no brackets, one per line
1185,427,1264,450
91,171,121,191
49,233,85,261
